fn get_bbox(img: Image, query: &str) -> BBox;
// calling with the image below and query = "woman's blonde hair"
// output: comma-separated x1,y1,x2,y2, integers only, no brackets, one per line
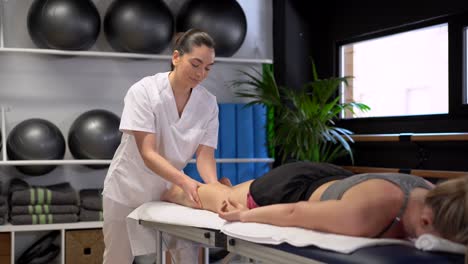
425,176,468,262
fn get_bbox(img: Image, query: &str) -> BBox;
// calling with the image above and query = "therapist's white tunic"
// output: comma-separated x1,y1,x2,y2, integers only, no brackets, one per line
103,71,219,208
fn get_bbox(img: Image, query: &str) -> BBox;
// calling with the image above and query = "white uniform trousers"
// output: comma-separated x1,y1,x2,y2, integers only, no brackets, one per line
103,196,135,264
103,196,199,264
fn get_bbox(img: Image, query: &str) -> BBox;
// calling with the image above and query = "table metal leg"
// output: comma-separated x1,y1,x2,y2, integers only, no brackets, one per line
156,230,163,264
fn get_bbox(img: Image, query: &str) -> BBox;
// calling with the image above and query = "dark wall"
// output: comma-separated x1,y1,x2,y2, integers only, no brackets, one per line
272,0,333,89
330,1,468,38
272,0,334,166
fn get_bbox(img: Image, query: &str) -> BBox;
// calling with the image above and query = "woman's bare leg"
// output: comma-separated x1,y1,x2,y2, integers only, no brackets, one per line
161,184,200,208
161,182,231,212
161,180,254,213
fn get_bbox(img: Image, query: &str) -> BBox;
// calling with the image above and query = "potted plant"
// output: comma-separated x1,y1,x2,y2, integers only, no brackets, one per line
232,62,370,163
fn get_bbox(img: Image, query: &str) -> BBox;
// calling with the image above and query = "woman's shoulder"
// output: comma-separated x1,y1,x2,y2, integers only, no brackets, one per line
344,179,405,215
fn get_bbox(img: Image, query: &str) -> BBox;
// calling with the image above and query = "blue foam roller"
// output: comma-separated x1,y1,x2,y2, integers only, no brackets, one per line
236,104,255,184
253,104,270,178
219,104,238,184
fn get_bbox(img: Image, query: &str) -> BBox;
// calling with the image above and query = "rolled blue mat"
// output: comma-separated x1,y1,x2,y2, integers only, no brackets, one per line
79,189,103,211
10,214,78,225
79,208,103,222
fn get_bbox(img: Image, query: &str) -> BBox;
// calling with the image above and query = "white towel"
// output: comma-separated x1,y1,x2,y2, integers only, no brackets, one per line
129,201,226,229
415,234,466,254
221,222,412,254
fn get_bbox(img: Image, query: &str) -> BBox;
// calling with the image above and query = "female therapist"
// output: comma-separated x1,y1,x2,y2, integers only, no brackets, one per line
102,29,219,264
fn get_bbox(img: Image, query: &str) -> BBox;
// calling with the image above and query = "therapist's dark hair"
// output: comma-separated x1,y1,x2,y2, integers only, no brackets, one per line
171,29,215,70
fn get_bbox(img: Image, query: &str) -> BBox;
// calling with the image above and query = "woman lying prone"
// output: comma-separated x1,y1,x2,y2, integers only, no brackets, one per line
162,161,468,247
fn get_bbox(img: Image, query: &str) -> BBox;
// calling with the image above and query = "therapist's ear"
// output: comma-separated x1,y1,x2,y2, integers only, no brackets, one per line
172,50,181,68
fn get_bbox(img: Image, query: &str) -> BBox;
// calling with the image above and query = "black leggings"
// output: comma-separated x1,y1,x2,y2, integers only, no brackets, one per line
249,161,353,206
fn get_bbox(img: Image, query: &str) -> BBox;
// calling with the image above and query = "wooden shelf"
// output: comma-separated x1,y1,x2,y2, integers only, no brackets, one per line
343,166,468,179
351,132,468,142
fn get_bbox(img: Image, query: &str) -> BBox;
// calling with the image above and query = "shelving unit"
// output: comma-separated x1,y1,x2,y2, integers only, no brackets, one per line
0,107,274,264
0,1,274,263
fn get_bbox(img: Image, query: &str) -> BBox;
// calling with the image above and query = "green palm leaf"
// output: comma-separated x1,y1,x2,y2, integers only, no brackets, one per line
231,61,370,163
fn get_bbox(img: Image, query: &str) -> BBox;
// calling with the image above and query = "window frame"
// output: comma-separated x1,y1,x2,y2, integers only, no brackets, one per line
335,12,468,134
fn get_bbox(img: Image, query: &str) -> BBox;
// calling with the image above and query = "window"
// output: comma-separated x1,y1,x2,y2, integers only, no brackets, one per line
340,24,448,118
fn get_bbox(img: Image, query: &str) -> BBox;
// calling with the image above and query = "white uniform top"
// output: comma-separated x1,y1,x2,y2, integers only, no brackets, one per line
103,71,219,207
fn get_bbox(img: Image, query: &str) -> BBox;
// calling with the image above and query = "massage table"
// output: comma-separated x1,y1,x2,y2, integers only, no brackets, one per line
128,202,465,264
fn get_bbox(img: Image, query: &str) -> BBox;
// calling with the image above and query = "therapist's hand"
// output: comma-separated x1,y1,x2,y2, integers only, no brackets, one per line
180,177,203,209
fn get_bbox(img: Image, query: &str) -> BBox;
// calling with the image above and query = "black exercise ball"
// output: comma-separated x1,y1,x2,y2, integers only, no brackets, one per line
7,119,66,176
104,0,174,53
176,0,247,57
27,0,100,50
68,109,122,165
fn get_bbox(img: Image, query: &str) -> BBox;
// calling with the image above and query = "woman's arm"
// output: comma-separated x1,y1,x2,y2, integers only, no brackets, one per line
220,192,400,237
196,145,218,183
133,131,202,206
222,200,371,236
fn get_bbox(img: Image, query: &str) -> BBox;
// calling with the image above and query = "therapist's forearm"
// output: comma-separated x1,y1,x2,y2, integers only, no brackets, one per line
142,150,191,187
133,130,194,187
197,155,218,183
